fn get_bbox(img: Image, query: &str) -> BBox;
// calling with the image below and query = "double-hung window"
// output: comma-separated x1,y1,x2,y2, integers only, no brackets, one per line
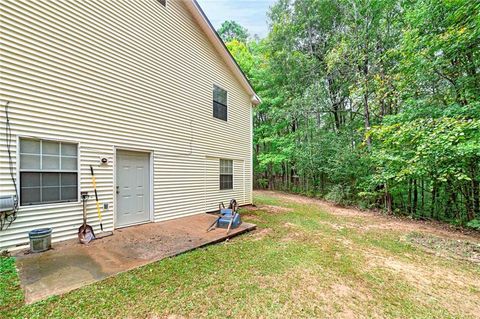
220,159,233,190
213,85,228,121
19,138,78,206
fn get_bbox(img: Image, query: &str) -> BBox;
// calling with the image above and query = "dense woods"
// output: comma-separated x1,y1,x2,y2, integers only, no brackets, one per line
217,0,480,229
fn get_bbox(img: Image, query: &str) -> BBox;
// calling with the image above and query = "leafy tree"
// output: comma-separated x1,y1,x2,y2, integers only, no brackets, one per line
217,20,249,43
225,40,254,76
222,1,480,227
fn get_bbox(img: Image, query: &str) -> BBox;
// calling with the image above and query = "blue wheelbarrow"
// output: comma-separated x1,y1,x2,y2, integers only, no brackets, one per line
207,199,242,234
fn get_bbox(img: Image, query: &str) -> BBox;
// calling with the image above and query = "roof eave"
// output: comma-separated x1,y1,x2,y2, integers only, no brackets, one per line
184,0,261,106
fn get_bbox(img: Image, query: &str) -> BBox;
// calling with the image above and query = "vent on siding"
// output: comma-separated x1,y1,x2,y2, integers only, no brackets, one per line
158,0,166,6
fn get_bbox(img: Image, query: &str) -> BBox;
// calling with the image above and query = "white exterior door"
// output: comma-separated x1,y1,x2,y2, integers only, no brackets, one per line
116,150,150,227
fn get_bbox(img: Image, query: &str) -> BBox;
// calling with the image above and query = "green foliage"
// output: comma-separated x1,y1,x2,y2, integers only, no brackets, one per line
466,219,480,230
220,0,480,227
217,20,249,43
225,40,254,75
0,257,24,312
325,184,353,205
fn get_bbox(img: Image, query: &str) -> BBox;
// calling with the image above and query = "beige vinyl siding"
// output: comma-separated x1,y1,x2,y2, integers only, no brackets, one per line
0,0,253,250
205,157,246,212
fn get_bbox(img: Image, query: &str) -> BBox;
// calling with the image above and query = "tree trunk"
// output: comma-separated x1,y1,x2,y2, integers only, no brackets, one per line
471,161,479,220
268,165,273,190
464,183,473,221
413,179,418,216
385,183,392,214
421,179,425,212
407,179,412,215
445,181,457,220
333,103,341,131
363,59,371,146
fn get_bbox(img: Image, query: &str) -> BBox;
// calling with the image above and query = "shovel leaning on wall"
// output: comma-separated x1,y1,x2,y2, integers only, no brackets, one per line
90,165,113,239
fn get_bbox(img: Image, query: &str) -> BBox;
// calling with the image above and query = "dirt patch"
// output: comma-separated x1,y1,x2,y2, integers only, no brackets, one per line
291,268,374,318
407,232,480,264
242,203,293,214
241,214,262,222
253,191,480,317
281,232,304,243
147,315,186,319
239,205,259,212
261,205,294,214
258,192,364,217
361,245,480,317
283,222,298,228
250,228,272,241
280,223,305,242
256,190,480,242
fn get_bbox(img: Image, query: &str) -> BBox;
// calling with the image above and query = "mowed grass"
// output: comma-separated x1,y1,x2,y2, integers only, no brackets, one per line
1,192,480,318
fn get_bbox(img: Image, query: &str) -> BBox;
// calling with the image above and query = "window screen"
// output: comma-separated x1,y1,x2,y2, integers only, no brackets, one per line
213,85,228,121
19,138,78,205
220,159,233,190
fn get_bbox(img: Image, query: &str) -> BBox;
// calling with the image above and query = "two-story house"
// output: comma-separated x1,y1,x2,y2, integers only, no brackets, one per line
0,0,259,250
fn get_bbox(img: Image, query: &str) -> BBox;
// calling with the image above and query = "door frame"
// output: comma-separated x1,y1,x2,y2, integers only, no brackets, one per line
113,146,154,229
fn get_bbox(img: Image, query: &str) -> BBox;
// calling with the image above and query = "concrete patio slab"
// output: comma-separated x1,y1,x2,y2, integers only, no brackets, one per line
14,214,255,304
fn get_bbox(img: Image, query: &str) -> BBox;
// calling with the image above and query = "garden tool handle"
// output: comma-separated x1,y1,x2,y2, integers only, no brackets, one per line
90,165,103,227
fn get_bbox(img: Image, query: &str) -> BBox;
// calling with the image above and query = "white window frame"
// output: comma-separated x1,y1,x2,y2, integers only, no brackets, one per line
219,159,234,190
17,136,81,208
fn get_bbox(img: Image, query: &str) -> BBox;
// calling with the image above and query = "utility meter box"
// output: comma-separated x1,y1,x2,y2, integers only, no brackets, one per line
0,195,16,213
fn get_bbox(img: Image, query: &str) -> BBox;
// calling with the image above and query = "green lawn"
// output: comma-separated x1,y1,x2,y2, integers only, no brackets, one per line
1,191,479,318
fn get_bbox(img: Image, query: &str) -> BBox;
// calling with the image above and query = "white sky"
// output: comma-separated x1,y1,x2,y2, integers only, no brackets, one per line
196,0,276,38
